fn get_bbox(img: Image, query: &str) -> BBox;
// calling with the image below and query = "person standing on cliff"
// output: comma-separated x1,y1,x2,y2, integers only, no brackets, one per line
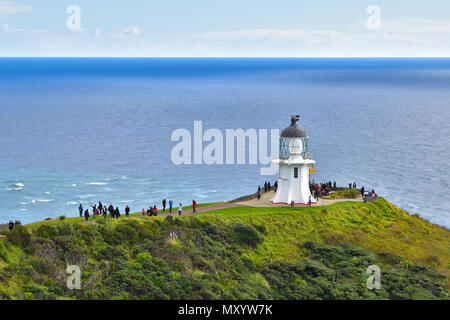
162,199,167,212
178,203,183,216
125,205,130,217
169,200,174,213
192,200,197,213
84,209,89,221
108,204,114,217
257,188,261,200
360,186,365,197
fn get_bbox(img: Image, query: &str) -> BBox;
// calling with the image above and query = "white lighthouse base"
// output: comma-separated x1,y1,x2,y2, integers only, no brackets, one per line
271,160,317,205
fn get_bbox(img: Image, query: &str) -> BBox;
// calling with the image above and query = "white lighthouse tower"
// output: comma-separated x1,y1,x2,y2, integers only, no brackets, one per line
271,115,317,205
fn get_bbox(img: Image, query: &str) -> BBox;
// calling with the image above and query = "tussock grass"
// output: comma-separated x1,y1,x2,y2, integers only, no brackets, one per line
196,198,450,276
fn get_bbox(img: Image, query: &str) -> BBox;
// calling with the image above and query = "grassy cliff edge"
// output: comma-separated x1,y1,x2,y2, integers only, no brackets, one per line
0,198,448,300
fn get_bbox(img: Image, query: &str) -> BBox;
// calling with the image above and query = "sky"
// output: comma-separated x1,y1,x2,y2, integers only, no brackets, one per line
0,0,449,57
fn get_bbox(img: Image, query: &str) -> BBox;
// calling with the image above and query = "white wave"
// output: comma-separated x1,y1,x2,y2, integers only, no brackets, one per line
36,199,55,202
15,183,24,187
88,182,108,186
79,194,94,199
211,190,217,193
66,201,78,205
20,208,27,211
121,176,127,180
44,191,50,194
20,202,27,205
71,184,77,187
122,200,136,203
7,187,22,191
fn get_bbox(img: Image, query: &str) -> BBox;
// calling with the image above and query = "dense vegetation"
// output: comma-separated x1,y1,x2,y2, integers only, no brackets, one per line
0,198,448,300
327,188,360,199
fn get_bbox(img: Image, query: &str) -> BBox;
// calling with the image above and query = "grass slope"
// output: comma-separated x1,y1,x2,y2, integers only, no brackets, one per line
197,198,450,275
0,198,448,300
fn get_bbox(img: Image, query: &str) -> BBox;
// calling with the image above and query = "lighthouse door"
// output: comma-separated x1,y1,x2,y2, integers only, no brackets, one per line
279,165,289,180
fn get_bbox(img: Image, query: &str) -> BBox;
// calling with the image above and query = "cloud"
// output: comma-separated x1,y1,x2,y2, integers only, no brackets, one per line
193,29,346,46
1,22,46,33
194,20,450,45
0,1,31,19
380,19,450,34
123,26,141,36
189,21,450,56
195,29,342,40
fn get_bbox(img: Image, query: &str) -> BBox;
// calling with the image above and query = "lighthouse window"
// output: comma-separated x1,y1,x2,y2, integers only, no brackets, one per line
294,167,298,178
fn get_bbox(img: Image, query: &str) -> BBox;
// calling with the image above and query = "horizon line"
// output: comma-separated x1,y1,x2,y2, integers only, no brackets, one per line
1,56,450,59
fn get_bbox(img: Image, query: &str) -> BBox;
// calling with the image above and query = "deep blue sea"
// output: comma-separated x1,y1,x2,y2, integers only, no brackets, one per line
0,58,449,227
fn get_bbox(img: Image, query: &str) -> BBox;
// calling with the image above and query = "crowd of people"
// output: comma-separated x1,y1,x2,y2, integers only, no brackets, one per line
311,180,377,199
310,179,337,198
257,181,278,199
256,178,377,202
77,199,199,221
7,220,22,231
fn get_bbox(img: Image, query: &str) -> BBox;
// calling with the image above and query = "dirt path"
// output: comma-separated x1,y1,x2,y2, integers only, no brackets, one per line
81,192,363,224
234,189,363,207
153,202,246,218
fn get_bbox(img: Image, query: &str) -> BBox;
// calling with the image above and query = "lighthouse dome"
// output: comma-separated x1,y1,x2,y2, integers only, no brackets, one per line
280,116,307,138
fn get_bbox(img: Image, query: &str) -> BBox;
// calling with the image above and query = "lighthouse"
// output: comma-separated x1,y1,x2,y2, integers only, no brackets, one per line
271,115,317,205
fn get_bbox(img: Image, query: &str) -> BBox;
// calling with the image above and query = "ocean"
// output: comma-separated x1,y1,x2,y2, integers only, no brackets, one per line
0,58,449,227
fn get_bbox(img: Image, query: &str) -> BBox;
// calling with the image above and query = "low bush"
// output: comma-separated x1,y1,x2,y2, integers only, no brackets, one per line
329,189,360,199
232,223,264,247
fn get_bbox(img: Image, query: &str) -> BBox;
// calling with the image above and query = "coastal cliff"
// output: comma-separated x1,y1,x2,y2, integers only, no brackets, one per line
0,198,448,300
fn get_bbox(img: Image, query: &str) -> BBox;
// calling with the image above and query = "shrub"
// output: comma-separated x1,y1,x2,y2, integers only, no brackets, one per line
35,225,58,239
0,241,9,262
59,215,66,221
253,223,267,234
115,223,138,244
7,225,31,248
165,215,174,224
330,189,360,199
232,223,263,247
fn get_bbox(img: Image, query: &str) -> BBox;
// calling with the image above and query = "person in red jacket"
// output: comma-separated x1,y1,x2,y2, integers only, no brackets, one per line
153,205,158,216
192,200,197,213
